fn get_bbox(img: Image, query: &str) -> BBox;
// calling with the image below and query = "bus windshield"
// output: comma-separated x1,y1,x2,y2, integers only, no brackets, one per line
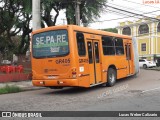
32,30,69,58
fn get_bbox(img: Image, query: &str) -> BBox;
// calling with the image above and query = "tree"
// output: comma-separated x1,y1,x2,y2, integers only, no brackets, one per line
0,0,108,57
102,28,118,33
41,0,63,27
0,0,32,55
0,0,22,55
63,0,108,26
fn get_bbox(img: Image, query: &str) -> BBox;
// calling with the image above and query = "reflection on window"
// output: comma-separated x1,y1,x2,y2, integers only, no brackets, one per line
94,42,99,63
122,27,131,35
102,36,124,55
76,32,86,56
102,36,115,55
138,24,149,34
115,38,124,55
87,42,93,64
125,45,131,60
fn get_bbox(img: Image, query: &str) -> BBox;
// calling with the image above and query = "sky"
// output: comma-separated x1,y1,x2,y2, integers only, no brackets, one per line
55,0,160,29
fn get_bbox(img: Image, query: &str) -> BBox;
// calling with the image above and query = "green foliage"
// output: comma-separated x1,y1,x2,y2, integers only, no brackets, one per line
63,0,108,26
0,0,108,58
0,85,22,94
102,28,118,33
23,0,32,13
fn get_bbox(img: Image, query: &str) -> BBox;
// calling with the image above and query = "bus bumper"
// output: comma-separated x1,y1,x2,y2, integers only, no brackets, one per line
32,79,79,87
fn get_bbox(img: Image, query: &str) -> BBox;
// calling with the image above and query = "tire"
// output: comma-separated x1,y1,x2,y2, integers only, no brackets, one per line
143,64,147,69
106,68,116,87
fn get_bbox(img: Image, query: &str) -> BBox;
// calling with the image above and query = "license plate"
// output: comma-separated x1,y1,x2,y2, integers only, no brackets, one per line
48,76,57,79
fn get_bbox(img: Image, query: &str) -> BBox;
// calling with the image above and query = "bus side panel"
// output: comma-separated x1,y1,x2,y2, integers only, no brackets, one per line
73,31,90,87
102,56,128,81
78,57,90,87
115,56,128,79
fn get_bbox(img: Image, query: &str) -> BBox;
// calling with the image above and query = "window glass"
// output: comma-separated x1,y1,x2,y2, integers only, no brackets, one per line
115,38,124,55
76,32,86,56
125,45,131,60
139,24,149,34
157,22,160,32
102,36,115,55
87,42,93,64
141,43,146,51
32,30,69,58
94,42,99,63
122,27,131,35
139,60,145,62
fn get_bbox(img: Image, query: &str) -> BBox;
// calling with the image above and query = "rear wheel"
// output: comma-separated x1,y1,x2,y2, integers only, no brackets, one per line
143,64,147,69
106,68,116,87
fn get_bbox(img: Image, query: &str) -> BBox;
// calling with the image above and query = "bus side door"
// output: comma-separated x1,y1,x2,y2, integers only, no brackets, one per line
125,43,134,75
87,40,102,85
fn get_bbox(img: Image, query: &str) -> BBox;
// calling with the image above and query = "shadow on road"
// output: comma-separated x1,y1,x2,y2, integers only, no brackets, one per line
40,75,137,95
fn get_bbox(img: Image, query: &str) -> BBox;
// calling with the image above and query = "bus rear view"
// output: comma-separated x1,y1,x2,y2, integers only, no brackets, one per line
32,25,139,89
32,26,78,88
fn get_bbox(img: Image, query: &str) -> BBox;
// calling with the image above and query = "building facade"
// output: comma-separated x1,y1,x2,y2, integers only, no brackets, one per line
117,16,160,61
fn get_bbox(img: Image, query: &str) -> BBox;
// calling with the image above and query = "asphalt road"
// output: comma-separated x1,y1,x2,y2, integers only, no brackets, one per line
0,69,160,120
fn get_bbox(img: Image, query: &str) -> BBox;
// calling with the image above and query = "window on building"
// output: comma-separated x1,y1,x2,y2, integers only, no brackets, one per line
141,43,146,51
157,22,160,32
76,32,86,56
138,24,149,34
122,27,131,35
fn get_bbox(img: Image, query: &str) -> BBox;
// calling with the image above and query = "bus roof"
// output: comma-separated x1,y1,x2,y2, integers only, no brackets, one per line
32,25,132,39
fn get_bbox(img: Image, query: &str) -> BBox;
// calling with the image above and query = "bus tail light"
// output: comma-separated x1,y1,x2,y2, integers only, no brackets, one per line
40,81,45,85
71,68,77,78
72,71,77,78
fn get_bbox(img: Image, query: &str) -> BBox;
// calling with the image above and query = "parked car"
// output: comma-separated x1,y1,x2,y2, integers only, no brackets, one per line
139,59,156,69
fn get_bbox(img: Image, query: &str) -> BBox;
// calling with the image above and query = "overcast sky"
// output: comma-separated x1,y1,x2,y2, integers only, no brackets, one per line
56,0,160,29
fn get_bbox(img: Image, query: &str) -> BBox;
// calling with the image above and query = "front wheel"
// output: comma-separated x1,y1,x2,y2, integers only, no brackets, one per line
106,68,116,87
143,64,147,69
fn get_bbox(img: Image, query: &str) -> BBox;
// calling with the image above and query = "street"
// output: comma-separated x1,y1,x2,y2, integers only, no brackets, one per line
0,69,160,119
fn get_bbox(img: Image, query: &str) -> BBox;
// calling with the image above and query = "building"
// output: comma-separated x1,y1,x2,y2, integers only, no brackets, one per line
117,16,160,62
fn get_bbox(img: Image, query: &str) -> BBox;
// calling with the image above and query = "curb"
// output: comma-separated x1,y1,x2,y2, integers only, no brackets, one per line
0,80,46,92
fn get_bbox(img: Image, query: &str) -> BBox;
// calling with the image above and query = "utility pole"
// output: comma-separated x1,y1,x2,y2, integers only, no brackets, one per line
75,0,81,26
32,0,41,31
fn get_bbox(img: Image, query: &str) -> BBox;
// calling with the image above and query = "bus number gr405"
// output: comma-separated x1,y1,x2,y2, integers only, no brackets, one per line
55,58,70,64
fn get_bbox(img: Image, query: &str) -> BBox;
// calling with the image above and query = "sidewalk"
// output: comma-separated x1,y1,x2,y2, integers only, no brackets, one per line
0,80,45,91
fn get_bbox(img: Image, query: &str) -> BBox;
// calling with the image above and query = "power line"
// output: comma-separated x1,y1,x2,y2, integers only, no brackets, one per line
90,9,160,23
107,2,160,17
106,5,160,21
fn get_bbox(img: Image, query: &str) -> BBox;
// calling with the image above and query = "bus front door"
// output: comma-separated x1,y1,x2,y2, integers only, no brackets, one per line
87,40,102,86
125,43,134,75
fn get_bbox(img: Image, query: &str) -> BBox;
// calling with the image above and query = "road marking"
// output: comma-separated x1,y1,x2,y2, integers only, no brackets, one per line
141,87,160,93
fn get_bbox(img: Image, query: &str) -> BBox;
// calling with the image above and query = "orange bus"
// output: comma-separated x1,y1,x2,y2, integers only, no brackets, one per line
31,25,139,89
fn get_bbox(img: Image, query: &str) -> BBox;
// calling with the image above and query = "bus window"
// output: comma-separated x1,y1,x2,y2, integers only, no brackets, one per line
94,42,99,63
102,36,115,55
32,30,69,58
76,32,86,56
87,42,93,64
125,45,131,60
115,38,124,55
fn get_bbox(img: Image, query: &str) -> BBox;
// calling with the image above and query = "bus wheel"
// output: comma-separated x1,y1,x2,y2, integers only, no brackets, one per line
107,68,116,87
